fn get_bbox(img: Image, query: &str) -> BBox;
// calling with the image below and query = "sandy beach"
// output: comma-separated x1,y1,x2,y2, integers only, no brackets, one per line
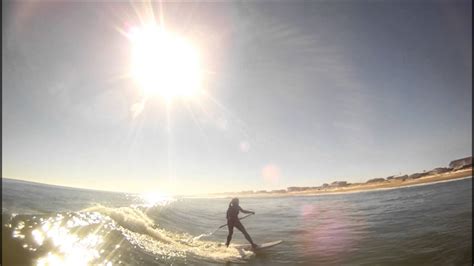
220,168,473,198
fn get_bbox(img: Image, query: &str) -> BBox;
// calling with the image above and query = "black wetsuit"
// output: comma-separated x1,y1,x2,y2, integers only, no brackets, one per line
225,204,255,247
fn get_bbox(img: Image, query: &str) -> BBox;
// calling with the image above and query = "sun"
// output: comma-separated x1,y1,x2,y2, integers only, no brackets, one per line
128,24,202,101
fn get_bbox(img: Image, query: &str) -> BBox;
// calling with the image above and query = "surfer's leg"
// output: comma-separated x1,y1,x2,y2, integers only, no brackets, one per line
235,222,256,248
226,223,234,247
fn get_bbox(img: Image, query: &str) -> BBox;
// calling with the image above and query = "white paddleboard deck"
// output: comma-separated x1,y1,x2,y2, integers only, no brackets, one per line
233,240,283,250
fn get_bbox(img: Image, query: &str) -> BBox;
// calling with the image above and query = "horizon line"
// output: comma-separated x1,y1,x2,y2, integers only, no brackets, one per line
3,155,470,196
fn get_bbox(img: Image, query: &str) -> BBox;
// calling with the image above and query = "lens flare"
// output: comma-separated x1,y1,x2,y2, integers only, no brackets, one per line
298,203,367,262
262,164,281,184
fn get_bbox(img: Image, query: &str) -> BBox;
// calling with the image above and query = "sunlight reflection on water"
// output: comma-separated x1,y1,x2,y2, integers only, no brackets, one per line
11,212,110,266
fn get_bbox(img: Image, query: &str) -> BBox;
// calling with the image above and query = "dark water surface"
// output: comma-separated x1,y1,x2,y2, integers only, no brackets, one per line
2,177,472,265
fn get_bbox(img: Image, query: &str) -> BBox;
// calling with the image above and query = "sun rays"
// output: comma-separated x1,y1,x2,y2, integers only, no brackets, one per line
102,1,271,192
105,2,233,185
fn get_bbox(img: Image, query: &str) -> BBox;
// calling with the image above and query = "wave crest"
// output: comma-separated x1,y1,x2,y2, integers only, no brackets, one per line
82,204,254,263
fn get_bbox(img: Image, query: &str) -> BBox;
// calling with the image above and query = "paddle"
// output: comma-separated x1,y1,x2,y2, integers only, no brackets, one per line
192,213,255,241
216,213,254,230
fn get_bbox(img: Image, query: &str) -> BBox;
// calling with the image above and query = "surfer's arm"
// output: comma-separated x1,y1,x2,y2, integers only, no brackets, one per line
239,206,255,214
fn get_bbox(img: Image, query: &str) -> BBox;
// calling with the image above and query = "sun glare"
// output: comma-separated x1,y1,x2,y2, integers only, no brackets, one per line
128,24,202,101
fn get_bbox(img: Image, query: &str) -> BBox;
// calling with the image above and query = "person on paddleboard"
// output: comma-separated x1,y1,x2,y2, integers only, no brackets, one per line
225,197,258,249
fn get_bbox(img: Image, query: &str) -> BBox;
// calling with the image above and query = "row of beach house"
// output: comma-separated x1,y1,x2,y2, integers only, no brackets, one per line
230,156,473,195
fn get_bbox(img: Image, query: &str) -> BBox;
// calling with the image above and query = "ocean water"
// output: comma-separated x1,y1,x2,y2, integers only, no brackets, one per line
2,177,472,265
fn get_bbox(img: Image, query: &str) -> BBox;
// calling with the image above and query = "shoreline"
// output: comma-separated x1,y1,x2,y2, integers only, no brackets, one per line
209,168,472,199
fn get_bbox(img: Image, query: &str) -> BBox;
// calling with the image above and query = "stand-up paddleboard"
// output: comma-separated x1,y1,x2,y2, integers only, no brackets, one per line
234,240,283,251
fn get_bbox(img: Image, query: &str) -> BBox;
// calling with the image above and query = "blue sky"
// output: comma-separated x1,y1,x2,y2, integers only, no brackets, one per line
2,1,471,195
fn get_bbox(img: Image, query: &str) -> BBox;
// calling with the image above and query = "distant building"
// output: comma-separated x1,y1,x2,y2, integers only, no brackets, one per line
427,167,451,175
271,189,286,193
287,187,304,192
366,178,386,183
330,181,348,187
408,173,428,179
449,157,472,170
394,175,409,181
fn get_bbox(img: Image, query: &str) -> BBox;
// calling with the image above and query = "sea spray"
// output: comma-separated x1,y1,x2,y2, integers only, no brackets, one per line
81,204,254,263
191,232,214,242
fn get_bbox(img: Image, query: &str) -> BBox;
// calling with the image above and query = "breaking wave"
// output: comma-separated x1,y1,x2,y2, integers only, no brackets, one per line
4,204,254,265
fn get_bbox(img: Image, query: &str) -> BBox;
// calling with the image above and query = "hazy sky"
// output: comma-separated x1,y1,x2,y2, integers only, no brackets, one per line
2,1,471,195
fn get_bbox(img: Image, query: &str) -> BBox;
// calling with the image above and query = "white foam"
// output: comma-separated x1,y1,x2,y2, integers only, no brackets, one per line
81,205,254,263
